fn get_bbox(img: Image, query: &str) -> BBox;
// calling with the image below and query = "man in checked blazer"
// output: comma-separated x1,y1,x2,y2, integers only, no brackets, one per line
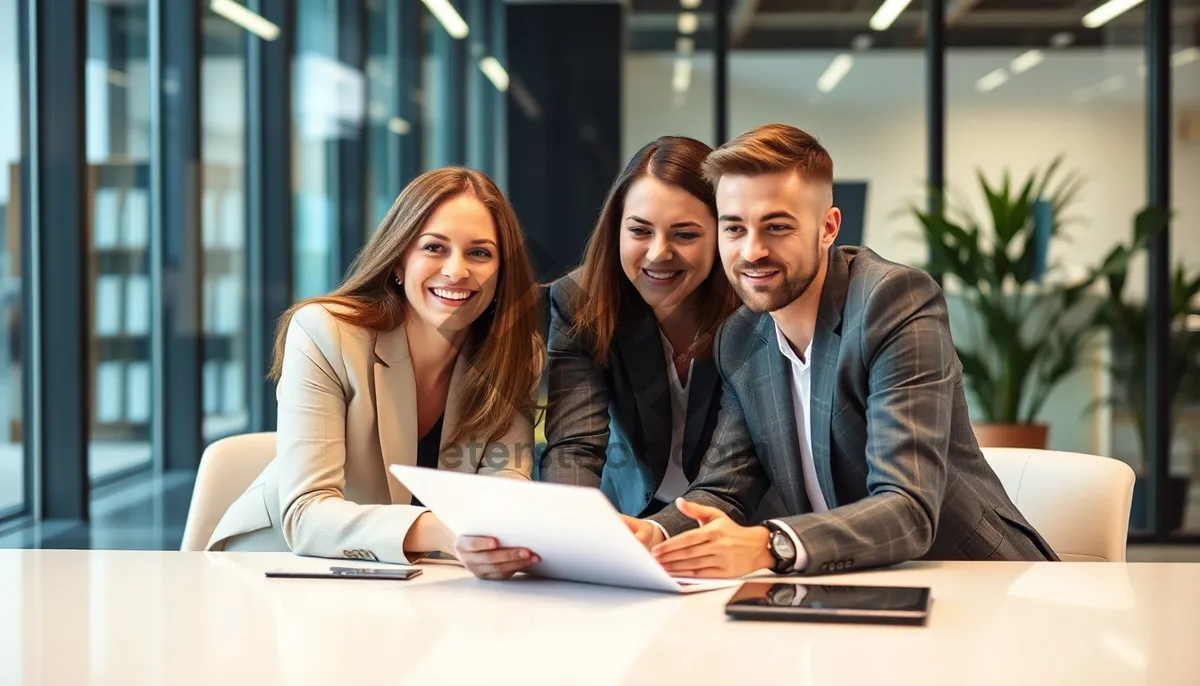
625,124,1059,577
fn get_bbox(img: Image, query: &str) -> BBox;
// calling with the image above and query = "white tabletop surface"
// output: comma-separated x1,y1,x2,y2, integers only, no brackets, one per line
1,550,1198,686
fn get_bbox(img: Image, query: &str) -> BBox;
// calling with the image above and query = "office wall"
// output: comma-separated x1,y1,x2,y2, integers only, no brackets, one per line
625,50,1200,297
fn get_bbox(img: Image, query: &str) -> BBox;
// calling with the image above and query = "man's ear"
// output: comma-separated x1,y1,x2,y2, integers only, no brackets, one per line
822,206,842,248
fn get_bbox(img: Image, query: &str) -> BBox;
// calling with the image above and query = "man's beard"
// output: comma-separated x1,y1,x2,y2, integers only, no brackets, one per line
729,252,820,313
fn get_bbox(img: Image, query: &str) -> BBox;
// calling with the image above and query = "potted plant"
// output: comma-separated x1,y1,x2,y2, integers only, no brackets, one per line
1093,222,1199,531
911,159,1147,448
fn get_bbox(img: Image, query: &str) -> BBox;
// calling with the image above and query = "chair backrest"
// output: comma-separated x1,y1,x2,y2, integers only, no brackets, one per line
180,432,277,551
982,447,1135,562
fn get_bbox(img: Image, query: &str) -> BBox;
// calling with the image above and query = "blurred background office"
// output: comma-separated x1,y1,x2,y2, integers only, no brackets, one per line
0,0,1197,552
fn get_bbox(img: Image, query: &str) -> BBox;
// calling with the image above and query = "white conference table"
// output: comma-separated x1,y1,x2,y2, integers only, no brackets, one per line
1,550,1198,686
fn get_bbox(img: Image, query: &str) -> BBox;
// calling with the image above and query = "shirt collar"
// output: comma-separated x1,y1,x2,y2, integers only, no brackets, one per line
773,320,813,370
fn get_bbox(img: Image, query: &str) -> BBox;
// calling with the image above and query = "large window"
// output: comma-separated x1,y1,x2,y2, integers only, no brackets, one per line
292,0,362,299
1170,30,1200,534
623,1,717,157
729,3,925,266
365,0,421,230
945,1,1154,528
85,0,155,484
201,4,251,444
0,0,25,517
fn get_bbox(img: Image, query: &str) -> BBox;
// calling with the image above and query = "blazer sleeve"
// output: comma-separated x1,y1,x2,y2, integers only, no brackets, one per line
647,322,772,536
774,268,952,574
539,280,613,489
274,307,426,564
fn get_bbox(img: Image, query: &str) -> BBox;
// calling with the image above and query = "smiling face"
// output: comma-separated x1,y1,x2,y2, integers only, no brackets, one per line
394,193,501,334
716,170,840,313
618,175,718,316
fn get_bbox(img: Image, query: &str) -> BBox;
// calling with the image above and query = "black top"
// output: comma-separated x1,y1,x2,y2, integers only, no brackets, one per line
410,413,444,508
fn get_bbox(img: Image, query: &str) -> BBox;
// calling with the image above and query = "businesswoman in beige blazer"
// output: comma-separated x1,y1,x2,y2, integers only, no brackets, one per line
207,167,545,578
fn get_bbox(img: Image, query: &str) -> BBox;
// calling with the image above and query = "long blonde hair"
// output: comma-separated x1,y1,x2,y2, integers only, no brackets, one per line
270,167,545,445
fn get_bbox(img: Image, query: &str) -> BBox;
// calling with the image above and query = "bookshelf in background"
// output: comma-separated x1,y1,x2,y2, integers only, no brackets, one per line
88,162,152,445
201,163,249,442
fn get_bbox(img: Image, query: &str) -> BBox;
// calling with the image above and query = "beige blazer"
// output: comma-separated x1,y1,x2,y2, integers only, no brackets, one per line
206,303,535,563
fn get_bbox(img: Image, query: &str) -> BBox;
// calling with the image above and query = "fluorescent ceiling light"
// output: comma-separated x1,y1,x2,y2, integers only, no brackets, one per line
1049,32,1075,49
1081,0,1144,29
680,0,702,8
388,117,411,136
672,58,692,94
210,0,280,41
479,56,509,92
1138,48,1200,76
851,34,873,51
817,54,854,93
1074,75,1125,102
869,0,914,31
1173,47,1200,68
1009,49,1044,74
678,12,698,35
975,68,1009,93
676,37,695,56
421,0,469,39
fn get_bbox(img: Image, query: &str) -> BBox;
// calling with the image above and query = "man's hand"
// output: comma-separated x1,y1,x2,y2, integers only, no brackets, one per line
453,536,540,580
650,498,773,578
621,514,666,550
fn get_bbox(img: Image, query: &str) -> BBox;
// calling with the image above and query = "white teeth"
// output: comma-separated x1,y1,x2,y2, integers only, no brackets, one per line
432,288,472,301
644,269,681,280
743,271,776,278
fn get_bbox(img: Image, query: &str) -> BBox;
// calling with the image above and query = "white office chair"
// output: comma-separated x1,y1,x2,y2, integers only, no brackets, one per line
982,447,1136,562
180,432,277,552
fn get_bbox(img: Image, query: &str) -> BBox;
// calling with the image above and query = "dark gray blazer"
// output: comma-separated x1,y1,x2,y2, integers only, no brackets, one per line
649,246,1059,573
540,275,725,516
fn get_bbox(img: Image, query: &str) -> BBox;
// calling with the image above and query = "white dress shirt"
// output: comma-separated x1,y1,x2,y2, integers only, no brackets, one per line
647,323,824,575
654,330,692,503
766,321,828,573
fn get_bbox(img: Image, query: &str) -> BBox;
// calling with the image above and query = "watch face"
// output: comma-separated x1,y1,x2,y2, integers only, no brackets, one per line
771,530,796,560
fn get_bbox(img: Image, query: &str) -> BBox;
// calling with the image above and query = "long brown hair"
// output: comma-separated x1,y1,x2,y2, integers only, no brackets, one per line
570,136,740,366
269,167,545,445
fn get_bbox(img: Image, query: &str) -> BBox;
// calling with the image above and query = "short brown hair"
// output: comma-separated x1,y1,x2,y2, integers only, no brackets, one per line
701,123,834,187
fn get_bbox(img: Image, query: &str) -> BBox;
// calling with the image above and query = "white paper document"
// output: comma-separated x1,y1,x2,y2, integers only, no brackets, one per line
388,465,738,594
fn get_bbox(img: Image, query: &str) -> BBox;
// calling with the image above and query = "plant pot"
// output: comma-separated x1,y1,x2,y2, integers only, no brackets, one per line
972,423,1049,449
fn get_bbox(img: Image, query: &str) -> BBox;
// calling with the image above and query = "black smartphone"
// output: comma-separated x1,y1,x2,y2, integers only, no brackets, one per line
265,566,424,581
725,582,931,626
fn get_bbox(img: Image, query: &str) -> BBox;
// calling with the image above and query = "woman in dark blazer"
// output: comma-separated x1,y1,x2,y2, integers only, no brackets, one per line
541,136,741,517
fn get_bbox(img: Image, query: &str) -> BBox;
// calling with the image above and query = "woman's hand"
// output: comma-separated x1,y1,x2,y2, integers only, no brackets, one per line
454,536,540,580
404,511,456,557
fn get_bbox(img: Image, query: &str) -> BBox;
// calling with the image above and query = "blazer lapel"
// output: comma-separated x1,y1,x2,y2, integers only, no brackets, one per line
750,314,809,515
682,357,718,482
615,308,672,489
810,247,851,508
373,325,418,504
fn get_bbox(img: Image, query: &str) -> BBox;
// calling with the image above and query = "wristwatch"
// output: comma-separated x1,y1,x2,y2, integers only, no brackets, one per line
764,521,797,574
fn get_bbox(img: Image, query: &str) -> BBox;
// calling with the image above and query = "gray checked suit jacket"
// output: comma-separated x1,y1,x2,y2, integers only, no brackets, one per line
648,246,1059,574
